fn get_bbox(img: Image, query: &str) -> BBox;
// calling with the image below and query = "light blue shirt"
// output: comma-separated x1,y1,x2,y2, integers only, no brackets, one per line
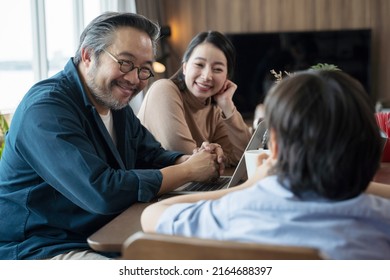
156,176,390,259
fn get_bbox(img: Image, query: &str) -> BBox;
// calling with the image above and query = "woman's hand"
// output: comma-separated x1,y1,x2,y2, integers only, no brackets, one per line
213,80,236,118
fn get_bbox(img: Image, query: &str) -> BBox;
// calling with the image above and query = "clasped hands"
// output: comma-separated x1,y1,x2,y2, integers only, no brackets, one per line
193,141,226,180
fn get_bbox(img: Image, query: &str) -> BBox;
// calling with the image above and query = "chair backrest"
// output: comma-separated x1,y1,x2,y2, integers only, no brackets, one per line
121,231,324,260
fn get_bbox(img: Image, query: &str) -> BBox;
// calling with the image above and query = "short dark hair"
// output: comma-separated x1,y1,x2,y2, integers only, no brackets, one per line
73,12,160,65
171,30,236,91
264,70,381,200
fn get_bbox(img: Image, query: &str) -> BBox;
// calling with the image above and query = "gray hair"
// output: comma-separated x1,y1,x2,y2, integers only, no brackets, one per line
73,12,160,65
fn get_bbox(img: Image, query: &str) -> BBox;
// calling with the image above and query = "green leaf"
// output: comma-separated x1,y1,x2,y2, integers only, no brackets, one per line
0,115,9,134
0,115,9,160
0,142,4,159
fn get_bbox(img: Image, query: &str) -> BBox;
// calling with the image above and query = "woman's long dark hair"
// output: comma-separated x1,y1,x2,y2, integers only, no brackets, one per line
264,70,381,200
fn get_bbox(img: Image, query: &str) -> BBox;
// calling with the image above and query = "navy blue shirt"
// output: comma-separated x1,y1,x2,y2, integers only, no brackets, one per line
0,59,182,259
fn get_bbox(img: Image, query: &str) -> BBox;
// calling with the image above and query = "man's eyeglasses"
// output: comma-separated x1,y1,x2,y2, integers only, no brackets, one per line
103,50,154,80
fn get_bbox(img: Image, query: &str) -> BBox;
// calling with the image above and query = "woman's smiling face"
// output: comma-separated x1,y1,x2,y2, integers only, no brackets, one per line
183,42,228,102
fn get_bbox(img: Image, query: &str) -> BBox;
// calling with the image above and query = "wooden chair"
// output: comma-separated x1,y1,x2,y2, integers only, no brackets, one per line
121,231,324,260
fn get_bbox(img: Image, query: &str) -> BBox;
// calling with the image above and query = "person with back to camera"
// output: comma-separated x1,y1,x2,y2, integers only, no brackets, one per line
138,31,252,167
141,69,390,259
0,12,226,260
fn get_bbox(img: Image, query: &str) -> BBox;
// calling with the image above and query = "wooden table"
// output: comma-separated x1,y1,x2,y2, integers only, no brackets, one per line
88,167,236,253
88,202,152,252
88,164,390,253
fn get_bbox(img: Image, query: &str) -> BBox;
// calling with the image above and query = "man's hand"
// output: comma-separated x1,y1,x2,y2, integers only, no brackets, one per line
184,149,219,182
196,141,226,176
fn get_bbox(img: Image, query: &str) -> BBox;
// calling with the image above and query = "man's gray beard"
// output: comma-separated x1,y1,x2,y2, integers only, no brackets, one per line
86,67,128,111
91,88,127,111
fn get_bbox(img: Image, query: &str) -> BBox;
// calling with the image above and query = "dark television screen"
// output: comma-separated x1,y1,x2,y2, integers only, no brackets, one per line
226,29,372,119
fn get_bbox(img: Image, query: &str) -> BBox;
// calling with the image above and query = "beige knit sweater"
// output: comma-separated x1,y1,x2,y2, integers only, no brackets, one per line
138,79,252,167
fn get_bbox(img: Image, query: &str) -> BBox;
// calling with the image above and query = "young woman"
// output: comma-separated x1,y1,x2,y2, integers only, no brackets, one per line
138,31,252,167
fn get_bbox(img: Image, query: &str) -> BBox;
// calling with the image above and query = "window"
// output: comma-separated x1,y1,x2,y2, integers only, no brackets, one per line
0,0,136,115
0,1,34,114
84,0,104,26
45,0,75,76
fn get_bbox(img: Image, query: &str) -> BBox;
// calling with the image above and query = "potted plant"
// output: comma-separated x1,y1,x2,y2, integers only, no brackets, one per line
253,63,341,129
271,63,341,81
0,114,9,159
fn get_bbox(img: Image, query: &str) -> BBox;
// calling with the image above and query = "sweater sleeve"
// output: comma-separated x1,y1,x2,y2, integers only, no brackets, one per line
138,79,198,154
214,107,252,165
